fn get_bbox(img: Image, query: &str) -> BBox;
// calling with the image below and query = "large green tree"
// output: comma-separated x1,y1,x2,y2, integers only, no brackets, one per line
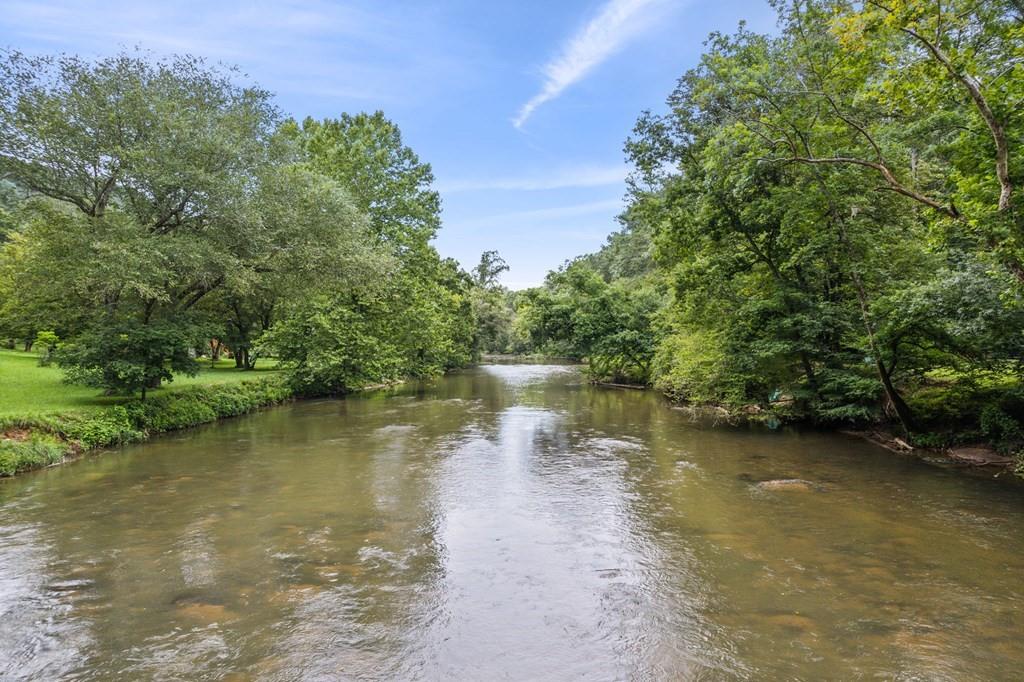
0,51,279,395
265,111,476,388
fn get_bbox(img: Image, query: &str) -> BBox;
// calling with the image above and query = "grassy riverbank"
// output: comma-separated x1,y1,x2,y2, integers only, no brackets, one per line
0,349,282,415
0,349,292,476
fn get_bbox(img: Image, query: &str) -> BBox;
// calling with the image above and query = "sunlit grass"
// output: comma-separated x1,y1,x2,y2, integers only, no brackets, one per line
0,349,280,416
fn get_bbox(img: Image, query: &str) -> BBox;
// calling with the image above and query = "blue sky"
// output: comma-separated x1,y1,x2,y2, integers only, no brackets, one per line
0,0,777,288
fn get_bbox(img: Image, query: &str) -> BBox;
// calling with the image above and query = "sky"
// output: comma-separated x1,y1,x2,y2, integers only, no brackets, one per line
0,0,778,288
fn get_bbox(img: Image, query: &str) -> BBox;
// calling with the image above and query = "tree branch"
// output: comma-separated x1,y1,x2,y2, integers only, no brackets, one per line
769,155,961,218
901,26,1012,211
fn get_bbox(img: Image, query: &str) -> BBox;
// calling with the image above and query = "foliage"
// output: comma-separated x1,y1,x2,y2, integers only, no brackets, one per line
608,0,1024,433
470,251,518,356
0,377,293,476
0,434,65,476
518,260,663,384
260,295,408,394
269,110,476,383
33,330,58,366
0,51,476,408
503,1,1023,453
283,111,441,254
120,378,292,433
57,322,207,399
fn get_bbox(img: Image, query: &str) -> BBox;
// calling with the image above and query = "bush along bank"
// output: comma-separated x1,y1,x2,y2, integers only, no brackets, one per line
658,382,1024,478
0,378,295,477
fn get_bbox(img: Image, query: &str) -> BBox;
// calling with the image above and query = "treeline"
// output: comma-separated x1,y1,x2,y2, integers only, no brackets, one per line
489,1,1024,454
0,51,480,398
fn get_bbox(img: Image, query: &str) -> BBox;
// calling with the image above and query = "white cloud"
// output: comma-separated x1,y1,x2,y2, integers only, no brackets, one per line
438,163,626,193
513,0,663,128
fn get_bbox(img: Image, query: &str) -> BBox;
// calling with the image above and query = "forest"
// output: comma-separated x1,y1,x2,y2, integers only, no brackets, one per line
0,52,488,400
476,0,1024,462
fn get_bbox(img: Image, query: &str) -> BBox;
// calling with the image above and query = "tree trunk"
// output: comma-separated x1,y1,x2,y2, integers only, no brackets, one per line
876,359,915,434
23,340,33,352
799,351,818,392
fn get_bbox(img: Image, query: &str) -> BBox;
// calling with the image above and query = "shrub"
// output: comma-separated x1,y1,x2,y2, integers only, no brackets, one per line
0,435,66,476
652,328,750,406
61,406,144,449
980,405,1024,455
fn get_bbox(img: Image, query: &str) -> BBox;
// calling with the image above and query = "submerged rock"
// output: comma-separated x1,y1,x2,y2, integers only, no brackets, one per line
948,446,1012,466
755,479,817,492
766,613,816,631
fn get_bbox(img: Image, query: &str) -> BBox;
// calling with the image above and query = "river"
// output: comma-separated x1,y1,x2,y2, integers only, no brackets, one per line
1,364,1023,680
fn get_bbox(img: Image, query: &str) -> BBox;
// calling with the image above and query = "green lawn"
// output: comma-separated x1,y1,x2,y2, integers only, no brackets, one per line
0,349,281,416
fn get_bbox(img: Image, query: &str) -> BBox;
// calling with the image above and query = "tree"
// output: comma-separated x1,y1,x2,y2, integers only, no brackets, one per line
622,4,1024,431
518,261,662,383
57,322,205,400
0,180,19,243
685,2,1024,283
283,112,440,255
473,250,509,287
0,50,280,392
273,111,476,380
203,164,378,370
470,251,515,356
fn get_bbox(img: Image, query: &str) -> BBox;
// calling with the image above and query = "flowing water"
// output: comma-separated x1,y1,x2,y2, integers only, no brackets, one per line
2,364,1023,680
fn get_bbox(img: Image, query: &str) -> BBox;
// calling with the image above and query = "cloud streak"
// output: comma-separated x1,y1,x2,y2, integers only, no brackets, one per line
446,198,624,232
513,0,661,128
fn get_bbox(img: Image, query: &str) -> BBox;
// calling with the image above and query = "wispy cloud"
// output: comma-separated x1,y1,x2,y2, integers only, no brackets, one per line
438,163,626,193
513,0,663,128
0,1,477,107
447,198,624,231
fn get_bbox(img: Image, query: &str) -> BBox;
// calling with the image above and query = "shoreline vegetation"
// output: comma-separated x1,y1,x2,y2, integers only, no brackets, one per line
1,348,1017,480
0,52,484,477
0,347,413,477
0,375,294,477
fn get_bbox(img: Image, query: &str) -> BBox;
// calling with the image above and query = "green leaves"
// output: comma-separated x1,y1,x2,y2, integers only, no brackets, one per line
57,321,207,398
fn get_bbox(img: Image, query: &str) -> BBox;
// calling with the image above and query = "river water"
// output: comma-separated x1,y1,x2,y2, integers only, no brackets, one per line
1,364,1023,680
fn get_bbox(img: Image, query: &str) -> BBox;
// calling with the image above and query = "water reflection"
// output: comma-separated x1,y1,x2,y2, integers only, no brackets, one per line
0,365,1022,680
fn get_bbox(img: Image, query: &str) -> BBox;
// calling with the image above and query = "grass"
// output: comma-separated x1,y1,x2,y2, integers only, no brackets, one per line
0,348,281,417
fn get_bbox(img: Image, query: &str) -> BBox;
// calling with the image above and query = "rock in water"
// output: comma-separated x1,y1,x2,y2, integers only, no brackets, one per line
948,447,1012,466
756,479,816,492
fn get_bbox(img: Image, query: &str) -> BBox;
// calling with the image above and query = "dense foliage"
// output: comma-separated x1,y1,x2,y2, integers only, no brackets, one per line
0,50,480,399
505,1,1024,454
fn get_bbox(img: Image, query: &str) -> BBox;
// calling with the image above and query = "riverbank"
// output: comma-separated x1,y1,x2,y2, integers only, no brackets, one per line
0,345,423,477
0,348,283,416
0,378,296,476
664,399,1023,479
544,353,1023,479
